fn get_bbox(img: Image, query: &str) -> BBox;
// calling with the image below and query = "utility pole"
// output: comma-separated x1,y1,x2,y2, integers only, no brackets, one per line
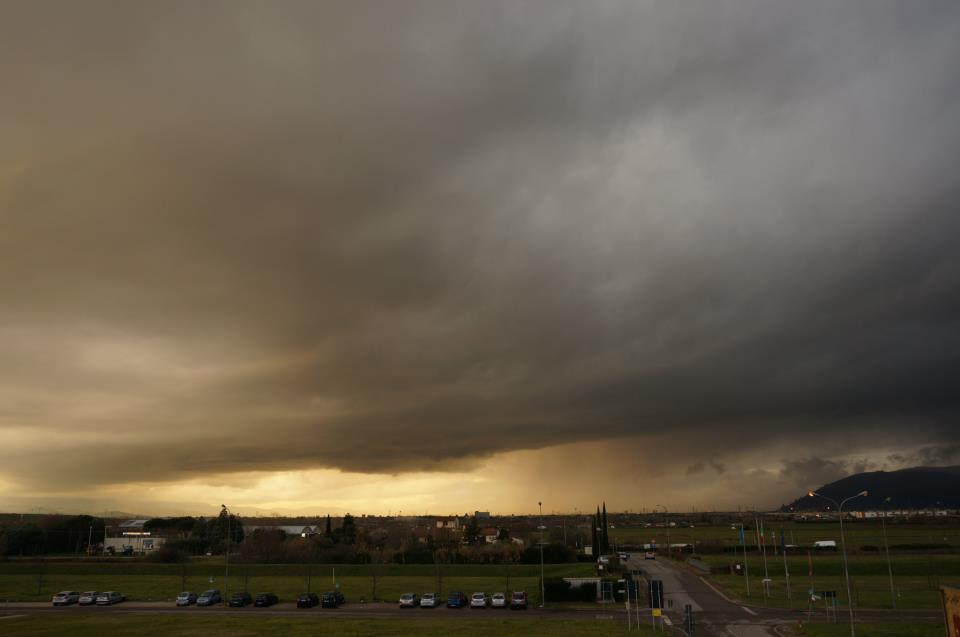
222,505,231,606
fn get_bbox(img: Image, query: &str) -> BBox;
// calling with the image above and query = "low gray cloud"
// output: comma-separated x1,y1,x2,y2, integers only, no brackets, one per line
1,1,959,500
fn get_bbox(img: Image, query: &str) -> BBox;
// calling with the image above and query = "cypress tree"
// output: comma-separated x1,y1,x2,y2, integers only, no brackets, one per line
325,514,332,537
591,511,599,556
601,502,609,554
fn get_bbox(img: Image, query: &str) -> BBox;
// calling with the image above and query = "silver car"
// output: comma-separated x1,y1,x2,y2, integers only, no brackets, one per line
52,591,80,606
491,592,507,608
419,592,439,608
176,591,197,606
78,591,99,606
470,592,489,608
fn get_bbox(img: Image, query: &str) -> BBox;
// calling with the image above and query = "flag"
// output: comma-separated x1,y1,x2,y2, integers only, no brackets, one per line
739,524,746,545
780,528,786,552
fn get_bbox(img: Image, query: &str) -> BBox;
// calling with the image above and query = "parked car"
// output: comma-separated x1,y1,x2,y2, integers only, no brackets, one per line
321,590,345,608
510,591,528,610
399,592,419,608
229,591,252,607
420,592,439,608
618,552,629,560
447,591,468,608
78,591,99,606
491,592,507,608
644,551,656,560
254,592,278,607
176,591,197,606
197,589,221,606
95,591,125,605
52,591,80,606
470,592,489,608
297,592,319,608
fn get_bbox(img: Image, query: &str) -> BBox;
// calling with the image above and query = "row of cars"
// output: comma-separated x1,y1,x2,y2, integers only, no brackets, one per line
52,591,126,606
174,590,345,608
54,588,527,610
399,591,527,609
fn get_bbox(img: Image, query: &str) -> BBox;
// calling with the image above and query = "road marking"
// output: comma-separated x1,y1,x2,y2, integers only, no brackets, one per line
740,605,758,616
0,615,26,620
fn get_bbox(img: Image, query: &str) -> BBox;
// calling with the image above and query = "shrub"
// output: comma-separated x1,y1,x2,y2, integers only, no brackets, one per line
143,546,191,563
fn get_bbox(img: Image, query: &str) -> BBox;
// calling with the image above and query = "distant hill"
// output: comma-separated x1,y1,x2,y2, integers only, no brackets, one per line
783,466,960,511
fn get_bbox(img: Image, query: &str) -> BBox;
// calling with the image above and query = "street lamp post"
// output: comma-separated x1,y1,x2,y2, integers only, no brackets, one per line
655,504,670,558
222,505,231,606
880,497,896,611
808,490,868,637
538,501,546,608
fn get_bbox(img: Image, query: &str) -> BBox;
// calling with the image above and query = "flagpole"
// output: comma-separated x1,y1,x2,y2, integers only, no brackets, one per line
740,523,750,598
781,527,792,604
758,516,769,603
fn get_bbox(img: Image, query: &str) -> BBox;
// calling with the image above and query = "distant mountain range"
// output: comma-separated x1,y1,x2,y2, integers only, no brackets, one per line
783,465,960,511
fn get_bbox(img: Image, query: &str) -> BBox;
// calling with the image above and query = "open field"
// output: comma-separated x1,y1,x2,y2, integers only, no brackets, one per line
0,562,593,603
610,520,960,550
0,613,651,637
695,553,960,609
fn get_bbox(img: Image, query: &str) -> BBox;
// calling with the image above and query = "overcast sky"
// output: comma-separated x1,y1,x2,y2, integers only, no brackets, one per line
2,1,959,516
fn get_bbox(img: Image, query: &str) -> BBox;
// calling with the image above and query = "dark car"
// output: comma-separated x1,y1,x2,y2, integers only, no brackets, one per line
447,591,468,608
297,592,319,608
229,591,252,607
95,591,125,606
254,592,278,607
321,590,345,608
197,589,221,606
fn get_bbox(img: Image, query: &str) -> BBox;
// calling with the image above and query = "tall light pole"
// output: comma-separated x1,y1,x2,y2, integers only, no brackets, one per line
538,501,546,608
222,504,231,606
655,504,670,558
808,489,868,637
880,497,896,611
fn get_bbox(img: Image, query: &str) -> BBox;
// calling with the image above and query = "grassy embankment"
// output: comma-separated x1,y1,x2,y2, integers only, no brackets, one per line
0,614,657,637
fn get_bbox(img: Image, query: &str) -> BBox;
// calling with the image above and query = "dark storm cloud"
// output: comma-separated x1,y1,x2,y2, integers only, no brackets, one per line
1,1,960,490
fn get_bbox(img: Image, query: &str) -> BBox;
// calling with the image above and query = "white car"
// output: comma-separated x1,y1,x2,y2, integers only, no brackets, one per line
645,551,656,560
52,591,80,606
491,592,506,608
419,592,439,608
470,592,489,608
399,592,419,608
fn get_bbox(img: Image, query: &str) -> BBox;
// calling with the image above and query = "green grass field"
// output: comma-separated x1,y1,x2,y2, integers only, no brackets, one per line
0,562,593,603
793,623,943,637
695,553,959,609
0,614,651,637
609,520,960,550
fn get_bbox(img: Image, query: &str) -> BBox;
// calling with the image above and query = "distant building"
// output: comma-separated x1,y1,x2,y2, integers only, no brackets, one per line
105,519,165,554
244,525,319,537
